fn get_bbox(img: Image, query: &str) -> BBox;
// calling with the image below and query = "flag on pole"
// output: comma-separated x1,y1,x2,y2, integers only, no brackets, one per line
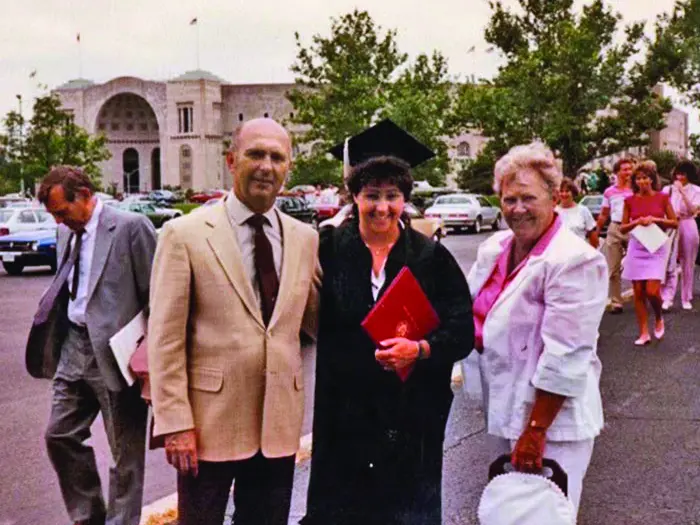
190,17,198,25
76,32,81,43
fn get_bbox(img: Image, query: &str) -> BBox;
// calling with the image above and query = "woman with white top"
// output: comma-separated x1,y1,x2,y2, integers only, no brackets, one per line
468,142,608,515
662,160,700,310
555,178,599,248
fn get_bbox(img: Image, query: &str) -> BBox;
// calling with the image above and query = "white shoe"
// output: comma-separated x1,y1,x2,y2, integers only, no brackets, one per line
682,302,693,310
662,301,672,311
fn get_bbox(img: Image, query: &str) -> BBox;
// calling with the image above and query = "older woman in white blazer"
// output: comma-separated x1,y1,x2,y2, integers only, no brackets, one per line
467,142,608,514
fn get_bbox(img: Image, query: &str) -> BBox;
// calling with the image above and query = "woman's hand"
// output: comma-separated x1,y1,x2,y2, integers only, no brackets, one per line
511,426,547,473
375,337,420,371
639,216,653,226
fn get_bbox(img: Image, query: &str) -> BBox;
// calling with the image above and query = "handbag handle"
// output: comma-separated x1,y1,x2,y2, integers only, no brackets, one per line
488,454,568,496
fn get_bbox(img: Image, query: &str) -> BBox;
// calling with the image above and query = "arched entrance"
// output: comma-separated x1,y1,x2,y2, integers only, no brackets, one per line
95,93,160,193
151,148,161,190
123,148,139,194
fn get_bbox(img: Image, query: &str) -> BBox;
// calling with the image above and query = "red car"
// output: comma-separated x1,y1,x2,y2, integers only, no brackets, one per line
189,190,226,204
308,192,343,220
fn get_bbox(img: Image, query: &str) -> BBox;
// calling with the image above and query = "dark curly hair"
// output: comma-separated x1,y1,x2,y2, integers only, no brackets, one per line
346,156,413,200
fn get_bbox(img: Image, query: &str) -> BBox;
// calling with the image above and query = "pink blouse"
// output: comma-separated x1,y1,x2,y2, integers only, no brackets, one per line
472,215,562,351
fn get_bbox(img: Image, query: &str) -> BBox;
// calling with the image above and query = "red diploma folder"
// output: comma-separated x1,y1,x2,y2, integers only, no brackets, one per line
361,266,440,381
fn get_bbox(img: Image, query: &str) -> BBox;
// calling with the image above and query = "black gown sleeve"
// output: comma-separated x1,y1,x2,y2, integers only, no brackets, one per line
423,242,474,367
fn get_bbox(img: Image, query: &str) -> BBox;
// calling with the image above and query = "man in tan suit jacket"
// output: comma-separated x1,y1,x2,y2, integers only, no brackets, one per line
148,119,319,525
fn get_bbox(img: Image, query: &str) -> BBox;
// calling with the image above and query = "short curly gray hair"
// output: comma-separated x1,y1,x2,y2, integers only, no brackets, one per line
493,141,563,195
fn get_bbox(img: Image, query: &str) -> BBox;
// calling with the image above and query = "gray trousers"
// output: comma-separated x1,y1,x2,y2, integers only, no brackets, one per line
45,325,147,525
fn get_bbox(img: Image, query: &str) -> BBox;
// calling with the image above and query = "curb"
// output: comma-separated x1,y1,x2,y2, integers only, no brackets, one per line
139,364,466,524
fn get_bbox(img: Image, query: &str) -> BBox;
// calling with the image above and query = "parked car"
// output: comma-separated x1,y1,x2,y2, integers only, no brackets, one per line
276,195,318,228
0,194,32,208
115,201,182,228
287,185,318,197
319,202,446,241
579,194,607,236
424,193,501,233
189,190,226,204
308,191,343,220
0,229,57,275
0,207,56,237
148,189,180,205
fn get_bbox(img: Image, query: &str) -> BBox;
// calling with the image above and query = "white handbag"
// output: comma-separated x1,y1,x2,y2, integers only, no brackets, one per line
479,456,576,525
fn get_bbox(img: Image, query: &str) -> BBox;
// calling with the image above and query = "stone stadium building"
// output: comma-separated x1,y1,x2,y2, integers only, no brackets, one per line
55,70,305,193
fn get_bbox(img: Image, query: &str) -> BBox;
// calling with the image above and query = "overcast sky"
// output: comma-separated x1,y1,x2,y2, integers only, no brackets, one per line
1,0,696,133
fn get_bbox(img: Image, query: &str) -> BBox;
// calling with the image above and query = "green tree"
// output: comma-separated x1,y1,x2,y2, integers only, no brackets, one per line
648,149,680,182
21,93,111,189
452,0,672,177
286,10,455,188
689,133,700,159
456,150,498,194
0,110,25,194
644,0,700,104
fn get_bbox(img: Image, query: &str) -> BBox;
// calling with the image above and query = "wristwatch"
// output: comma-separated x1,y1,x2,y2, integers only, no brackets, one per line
417,340,428,360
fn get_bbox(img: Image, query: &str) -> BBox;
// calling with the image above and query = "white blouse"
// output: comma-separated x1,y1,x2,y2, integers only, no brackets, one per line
555,204,596,239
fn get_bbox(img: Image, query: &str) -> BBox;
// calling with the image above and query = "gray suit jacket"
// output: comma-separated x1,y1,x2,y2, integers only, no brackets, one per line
26,204,157,391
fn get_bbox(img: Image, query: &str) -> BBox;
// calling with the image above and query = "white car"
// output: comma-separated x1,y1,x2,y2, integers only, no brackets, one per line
424,194,501,233
0,207,56,237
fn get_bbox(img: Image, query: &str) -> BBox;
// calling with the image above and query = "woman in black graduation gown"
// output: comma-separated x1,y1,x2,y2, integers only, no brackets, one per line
301,147,474,525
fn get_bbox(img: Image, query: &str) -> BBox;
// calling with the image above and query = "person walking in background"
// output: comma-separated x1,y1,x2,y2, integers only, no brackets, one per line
468,142,607,515
26,166,157,525
148,118,319,525
556,178,599,247
620,161,678,346
596,159,635,314
661,160,700,311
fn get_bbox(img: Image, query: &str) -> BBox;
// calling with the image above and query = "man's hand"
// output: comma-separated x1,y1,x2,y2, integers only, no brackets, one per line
165,429,198,476
375,338,420,371
511,426,547,473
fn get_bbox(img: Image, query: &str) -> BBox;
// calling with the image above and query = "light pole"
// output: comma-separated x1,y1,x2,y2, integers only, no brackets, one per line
123,168,140,195
15,94,24,195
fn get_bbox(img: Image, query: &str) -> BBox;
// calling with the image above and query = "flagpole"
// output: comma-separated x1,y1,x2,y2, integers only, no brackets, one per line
77,33,83,78
196,22,200,70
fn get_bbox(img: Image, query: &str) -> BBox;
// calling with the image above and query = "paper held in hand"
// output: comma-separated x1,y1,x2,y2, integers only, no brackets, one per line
108,309,146,386
630,223,670,254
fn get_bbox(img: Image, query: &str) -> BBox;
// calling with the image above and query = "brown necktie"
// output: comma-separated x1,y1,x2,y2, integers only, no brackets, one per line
247,214,279,326
70,229,84,301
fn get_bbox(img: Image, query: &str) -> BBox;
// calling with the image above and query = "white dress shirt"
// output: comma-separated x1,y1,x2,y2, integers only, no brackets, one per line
225,191,283,307
67,198,104,326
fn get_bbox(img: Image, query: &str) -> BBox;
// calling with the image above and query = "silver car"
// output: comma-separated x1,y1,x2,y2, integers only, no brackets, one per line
424,194,501,233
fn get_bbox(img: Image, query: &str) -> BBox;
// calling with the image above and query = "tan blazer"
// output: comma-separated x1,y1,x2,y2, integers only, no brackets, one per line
148,200,319,461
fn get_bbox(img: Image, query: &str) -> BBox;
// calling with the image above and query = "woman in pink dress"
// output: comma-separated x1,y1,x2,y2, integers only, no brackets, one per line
620,161,678,346
661,160,700,310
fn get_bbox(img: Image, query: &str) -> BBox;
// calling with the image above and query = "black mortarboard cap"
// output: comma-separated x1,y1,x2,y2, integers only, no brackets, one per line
329,119,435,169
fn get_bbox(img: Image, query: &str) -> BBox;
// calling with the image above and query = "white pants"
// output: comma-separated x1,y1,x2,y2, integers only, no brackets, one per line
488,435,595,514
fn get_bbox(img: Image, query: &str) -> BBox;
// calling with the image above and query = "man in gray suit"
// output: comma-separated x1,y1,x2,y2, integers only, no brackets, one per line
26,166,157,525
